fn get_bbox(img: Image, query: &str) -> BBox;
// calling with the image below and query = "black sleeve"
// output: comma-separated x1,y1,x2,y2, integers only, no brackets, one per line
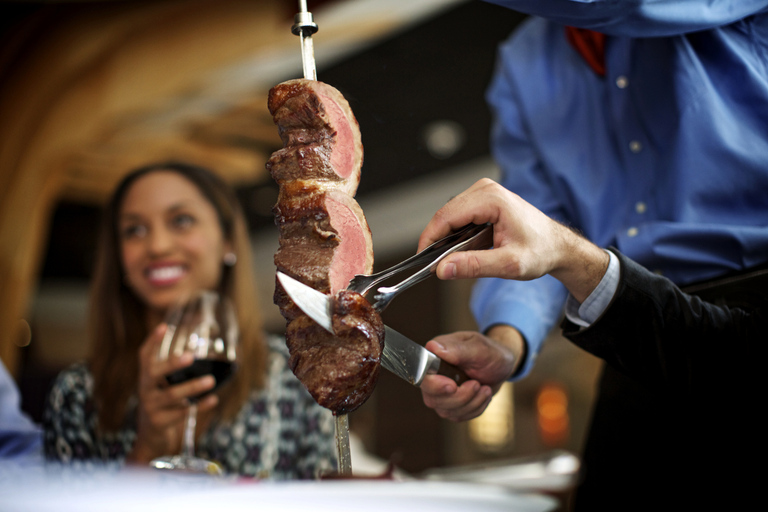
561,250,764,394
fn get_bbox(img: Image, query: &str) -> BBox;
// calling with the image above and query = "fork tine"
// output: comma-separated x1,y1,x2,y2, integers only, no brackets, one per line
370,224,493,311
346,245,440,295
347,223,491,296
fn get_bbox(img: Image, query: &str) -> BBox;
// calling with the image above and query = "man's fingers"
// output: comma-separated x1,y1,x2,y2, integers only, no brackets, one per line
417,179,500,252
425,337,473,368
436,252,487,280
420,374,459,400
430,381,493,422
445,386,494,422
422,333,507,421
437,248,519,281
427,331,518,391
438,384,493,422
427,333,494,372
426,334,489,382
421,377,479,409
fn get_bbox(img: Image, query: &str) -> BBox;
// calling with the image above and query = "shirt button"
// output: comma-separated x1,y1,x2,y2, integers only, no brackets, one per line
616,75,629,88
635,202,647,214
629,140,642,153
627,227,639,237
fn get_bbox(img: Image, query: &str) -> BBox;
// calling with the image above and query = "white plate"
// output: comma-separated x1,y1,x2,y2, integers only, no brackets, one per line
0,463,558,512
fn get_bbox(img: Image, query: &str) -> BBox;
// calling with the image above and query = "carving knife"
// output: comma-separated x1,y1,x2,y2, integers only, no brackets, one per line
277,271,469,387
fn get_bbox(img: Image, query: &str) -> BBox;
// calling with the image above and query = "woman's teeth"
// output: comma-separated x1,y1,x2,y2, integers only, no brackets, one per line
148,265,184,282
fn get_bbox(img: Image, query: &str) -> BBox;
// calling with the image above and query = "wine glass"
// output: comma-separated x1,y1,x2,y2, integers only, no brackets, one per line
149,290,238,475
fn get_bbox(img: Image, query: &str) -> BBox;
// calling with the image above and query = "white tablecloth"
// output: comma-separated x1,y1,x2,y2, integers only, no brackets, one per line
0,461,557,512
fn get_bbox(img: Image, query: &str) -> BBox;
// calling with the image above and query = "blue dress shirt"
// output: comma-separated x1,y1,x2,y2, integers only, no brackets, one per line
474,0,768,377
564,250,620,328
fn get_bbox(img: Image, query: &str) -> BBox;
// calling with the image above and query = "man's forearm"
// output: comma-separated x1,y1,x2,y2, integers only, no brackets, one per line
486,324,527,378
549,225,610,304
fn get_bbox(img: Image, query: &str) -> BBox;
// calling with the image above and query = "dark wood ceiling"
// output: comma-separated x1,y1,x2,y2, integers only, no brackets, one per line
26,0,526,280
0,0,526,369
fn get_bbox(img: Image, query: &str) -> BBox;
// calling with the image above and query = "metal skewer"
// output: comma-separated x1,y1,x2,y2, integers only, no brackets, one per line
292,1,352,476
292,0,318,81
334,413,352,475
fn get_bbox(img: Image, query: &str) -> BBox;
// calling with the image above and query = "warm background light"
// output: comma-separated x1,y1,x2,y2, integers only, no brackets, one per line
469,382,514,451
537,382,570,446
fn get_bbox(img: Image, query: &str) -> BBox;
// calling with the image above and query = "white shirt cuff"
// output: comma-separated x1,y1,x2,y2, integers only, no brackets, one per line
564,250,620,328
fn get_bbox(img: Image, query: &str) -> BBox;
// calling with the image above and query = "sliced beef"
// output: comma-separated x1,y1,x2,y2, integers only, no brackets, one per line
267,79,362,194
268,79,380,415
273,185,373,320
285,291,384,414
267,142,358,196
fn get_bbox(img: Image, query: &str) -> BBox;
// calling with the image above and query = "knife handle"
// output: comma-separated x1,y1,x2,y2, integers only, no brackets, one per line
436,359,470,385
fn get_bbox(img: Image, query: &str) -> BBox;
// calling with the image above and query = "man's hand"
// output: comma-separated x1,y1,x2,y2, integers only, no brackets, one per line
420,331,517,422
418,178,608,302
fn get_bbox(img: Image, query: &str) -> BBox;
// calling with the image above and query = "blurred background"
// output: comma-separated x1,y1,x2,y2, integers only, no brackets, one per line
0,0,602,501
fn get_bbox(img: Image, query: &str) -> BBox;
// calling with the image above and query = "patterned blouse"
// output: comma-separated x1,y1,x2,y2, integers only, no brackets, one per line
42,335,337,480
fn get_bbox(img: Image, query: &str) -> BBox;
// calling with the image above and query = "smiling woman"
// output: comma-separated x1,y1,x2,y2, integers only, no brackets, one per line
41,162,336,479
118,171,231,319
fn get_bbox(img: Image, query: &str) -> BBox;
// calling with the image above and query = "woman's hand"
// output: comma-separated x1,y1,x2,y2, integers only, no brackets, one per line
127,324,219,464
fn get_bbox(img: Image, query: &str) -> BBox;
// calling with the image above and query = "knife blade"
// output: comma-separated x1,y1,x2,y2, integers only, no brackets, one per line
277,271,468,387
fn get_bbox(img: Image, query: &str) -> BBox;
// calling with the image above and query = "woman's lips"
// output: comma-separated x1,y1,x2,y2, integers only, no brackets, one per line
145,264,187,287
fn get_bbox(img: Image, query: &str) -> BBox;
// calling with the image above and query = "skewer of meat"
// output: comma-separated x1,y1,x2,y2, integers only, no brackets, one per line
268,79,383,414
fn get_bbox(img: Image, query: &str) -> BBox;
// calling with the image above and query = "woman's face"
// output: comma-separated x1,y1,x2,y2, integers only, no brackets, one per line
118,171,231,314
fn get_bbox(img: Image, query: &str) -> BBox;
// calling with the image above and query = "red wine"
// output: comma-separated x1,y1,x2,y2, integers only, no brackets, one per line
165,359,235,401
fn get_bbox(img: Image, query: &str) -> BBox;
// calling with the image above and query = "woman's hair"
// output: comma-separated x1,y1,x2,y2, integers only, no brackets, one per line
89,161,267,431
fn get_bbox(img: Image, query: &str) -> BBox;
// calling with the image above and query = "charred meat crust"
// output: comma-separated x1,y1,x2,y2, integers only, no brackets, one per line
285,291,384,414
267,143,336,183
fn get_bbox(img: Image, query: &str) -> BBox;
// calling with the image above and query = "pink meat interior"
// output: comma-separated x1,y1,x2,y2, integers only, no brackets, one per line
326,194,368,293
318,92,356,179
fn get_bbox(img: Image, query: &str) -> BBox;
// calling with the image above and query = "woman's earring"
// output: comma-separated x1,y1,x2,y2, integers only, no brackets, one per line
223,252,237,267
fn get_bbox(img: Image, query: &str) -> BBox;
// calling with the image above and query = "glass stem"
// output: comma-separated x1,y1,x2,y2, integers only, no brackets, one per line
182,402,198,459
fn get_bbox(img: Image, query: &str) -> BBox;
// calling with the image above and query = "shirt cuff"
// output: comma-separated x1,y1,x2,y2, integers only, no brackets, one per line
564,249,619,328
